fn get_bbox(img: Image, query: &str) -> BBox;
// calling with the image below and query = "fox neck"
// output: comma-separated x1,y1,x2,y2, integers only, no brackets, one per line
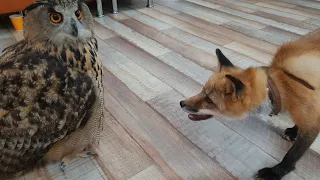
244,67,275,117
248,96,273,117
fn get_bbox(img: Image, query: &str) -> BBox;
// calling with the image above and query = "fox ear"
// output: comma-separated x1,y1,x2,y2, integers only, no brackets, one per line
216,49,234,71
225,75,244,95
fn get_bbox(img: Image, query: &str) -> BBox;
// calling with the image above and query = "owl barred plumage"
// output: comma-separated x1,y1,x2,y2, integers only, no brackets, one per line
0,0,103,178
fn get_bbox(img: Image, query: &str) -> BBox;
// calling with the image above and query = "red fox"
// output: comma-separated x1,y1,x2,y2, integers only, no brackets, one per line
180,31,320,180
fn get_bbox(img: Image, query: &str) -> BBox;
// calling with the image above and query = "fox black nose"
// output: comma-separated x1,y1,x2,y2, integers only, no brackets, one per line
180,101,186,108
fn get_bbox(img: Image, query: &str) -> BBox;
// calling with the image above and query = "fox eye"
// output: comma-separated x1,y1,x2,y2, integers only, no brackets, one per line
205,96,213,104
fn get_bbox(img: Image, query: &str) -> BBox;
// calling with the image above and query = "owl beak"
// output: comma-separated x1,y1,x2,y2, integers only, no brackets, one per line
70,19,78,37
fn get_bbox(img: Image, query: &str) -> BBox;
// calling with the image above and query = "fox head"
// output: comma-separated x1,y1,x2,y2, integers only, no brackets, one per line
180,49,269,121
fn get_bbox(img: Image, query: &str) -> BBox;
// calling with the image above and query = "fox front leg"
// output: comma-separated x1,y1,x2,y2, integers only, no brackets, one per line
282,125,298,141
255,128,319,180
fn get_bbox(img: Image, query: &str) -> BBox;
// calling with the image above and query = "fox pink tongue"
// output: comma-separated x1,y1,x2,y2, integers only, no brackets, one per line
188,114,213,121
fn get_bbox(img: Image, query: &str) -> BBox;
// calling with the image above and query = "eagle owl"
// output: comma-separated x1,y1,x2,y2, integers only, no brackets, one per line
0,0,104,178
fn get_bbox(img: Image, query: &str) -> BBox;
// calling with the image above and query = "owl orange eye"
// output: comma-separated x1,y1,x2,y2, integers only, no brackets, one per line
50,12,63,23
75,10,82,20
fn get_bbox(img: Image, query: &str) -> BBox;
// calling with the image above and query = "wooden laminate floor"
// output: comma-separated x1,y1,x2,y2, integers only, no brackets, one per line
1,0,320,179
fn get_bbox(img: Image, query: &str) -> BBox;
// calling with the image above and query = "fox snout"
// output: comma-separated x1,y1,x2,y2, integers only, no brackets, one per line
180,100,214,121
179,101,188,108
179,101,185,108
180,100,198,113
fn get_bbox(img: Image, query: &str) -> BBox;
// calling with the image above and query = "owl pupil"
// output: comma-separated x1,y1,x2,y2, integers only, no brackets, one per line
53,14,59,20
76,11,80,17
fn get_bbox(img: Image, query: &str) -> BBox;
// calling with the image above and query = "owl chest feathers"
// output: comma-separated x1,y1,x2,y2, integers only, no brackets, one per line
0,37,103,136
53,37,102,86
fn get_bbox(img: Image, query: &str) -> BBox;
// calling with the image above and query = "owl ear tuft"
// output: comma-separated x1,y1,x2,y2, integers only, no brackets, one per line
24,2,49,14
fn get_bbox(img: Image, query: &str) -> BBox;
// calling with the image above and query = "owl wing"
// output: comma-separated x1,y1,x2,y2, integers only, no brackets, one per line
0,43,96,176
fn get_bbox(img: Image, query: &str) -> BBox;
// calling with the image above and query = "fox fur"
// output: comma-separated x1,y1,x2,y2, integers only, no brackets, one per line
180,30,320,180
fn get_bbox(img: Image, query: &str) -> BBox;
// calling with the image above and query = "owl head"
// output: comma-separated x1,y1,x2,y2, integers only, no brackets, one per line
23,0,94,45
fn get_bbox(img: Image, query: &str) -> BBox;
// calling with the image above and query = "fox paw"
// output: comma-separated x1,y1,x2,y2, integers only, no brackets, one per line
254,168,281,180
281,126,298,141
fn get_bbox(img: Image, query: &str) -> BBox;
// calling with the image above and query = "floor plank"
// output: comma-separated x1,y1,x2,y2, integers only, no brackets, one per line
222,21,288,45
277,0,320,10
102,68,236,180
0,24,11,39
192,0,256,13
135,7,233,46
156,0,267,29
171,12,277,53
46,158,104,180
119,5,277,55
104,36,207,97
93,21,117,40
0,25,15,54
158,52,213,85
186,0,223,10
0,37,15,54
293,5,320,16
257,0,297,8
93,109,166,180
94,16,171,57
255,2,320,19
170,3,229,25
97,37,172,101
224,42,273,64
116,17,219,70
304,18,320,26
161,27,265,66
262,26,301,41
151,4,180,15
217,6,311,35
151,0,229,25
226,0,309,21
155,1,302,48
119,8,172,31
252,11,318,31
119,17,262,72
108,12,131,21
128,165,168,180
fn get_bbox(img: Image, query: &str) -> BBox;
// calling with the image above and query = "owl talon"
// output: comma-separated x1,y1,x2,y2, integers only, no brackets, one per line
77,151,97,158
60,161,69,173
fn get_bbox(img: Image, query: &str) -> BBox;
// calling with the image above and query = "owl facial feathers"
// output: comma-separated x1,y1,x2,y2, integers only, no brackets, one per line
23,0,94,46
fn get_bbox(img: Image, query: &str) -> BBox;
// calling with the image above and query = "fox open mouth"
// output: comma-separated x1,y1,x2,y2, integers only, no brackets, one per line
188,114,213,121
